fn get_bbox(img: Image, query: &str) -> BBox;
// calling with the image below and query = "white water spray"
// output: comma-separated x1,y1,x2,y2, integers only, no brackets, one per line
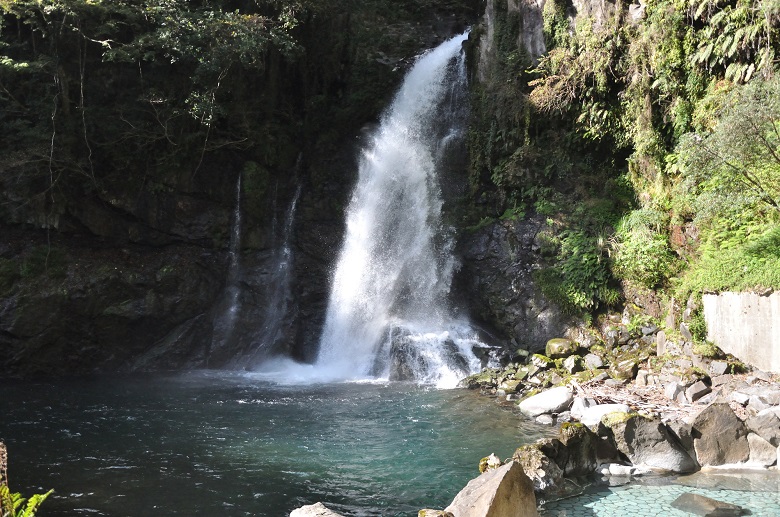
316,32,486,388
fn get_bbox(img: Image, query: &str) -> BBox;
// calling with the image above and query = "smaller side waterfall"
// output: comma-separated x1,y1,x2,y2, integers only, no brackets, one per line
209,174,244,364
241,184,301,368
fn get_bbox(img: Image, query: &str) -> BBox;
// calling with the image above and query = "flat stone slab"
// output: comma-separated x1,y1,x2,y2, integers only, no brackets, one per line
670,492,746,516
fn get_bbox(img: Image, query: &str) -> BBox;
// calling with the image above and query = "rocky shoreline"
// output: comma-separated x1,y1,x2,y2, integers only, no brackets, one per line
291,310,780,516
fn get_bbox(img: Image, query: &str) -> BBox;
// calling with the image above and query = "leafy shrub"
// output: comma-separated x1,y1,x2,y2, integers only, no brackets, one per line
536,228,620,314
612,209,677,288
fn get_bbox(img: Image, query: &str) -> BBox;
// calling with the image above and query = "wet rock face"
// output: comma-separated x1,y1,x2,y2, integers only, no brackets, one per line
456,217,572,351
0,228,224,376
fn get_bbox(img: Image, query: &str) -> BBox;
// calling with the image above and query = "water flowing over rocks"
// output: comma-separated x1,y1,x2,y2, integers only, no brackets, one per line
0,3,482,377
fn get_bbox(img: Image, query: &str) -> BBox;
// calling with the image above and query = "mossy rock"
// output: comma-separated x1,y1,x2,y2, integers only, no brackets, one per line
498,379,523,394
601,411,641,428
559,421,587,442
459,368,499,389
609,358,639,381
478,453,503,473
418,510,454,517
531,354,554,369
546,338,578,358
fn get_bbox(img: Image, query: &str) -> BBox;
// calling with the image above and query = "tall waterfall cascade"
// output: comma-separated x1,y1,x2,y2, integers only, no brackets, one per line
316,32,488,388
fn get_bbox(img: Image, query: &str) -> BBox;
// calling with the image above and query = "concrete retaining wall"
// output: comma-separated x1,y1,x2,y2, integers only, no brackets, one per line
702,292,780,373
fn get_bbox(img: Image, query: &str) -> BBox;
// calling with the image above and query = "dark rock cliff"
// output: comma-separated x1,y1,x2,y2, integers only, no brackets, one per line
0,2,480,376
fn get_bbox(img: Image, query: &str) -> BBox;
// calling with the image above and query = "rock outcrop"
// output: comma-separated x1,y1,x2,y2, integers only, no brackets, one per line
444,461,538,517
457,216,574,353
691,403,750,466
606,415,698,472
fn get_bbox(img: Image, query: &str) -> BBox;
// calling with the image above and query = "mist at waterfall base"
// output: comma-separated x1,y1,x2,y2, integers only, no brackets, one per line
309,31,489,388
1,373,554,516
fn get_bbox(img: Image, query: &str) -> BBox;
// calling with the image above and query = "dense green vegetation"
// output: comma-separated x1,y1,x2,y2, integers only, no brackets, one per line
469,0,780,316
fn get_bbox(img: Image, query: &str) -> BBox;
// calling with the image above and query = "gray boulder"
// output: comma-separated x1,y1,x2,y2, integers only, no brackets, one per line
583,354,604,370
570,397,596,420
691,403,750,466
518,387,573,418
746,407,780,446
556,423,601,476
562,355,583,374
512,442,564,493
607,415,698,472
686,381,711,403
445,461,538,517
289,502,344,517
747,433,777,467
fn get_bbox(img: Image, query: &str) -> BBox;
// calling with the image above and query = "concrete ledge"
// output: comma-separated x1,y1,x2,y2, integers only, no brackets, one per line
703,292,780,373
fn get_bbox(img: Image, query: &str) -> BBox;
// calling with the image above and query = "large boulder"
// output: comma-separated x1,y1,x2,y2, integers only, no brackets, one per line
518,387,573,418
607,415,698,472
555,423,600,476
512,442,564,493
289,502,344,517
445,461,538,517
746,407,780,447
691,403,750,466
746,433,777,467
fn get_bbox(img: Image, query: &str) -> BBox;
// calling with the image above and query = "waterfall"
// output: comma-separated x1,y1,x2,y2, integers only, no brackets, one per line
316,32,485,388
241,183,301,368
209,174,243,364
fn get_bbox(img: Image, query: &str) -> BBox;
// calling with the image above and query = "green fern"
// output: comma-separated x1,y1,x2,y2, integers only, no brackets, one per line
0,485,53,517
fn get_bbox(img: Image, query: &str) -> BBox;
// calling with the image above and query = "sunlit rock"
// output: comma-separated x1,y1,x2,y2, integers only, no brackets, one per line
692,403,750,466
446,461,538,517
289,502,344,517
518,386,573,418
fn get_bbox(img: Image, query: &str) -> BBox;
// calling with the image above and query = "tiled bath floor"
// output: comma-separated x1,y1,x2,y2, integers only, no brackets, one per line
540,471,780,516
